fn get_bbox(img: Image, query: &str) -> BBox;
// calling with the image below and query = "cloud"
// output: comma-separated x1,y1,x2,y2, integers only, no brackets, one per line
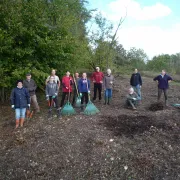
106,0,172,21
117,24,180,58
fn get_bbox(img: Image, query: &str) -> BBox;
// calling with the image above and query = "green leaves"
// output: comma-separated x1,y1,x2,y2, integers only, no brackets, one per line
0,0,91,91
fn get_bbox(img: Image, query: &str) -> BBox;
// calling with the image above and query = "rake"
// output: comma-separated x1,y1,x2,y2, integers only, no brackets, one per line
84,80,99,115
61,80,76,116
172,103,180,107
73,74,81,108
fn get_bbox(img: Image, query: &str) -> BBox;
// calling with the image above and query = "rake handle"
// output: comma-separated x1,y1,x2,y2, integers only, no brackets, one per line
73,74,79,97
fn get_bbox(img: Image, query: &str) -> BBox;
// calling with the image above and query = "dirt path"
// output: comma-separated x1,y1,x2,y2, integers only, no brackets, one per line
0,76,180,180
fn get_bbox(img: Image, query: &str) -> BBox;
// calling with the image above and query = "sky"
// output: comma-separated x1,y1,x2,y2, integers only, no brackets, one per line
87,0,180,59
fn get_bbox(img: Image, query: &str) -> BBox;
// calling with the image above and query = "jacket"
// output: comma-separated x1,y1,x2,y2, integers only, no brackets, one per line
23,79,37,96
10,87,30,108
91,72,104,84
62,76,73,92
78,78,90,93
130,73,142,86
153,74,172,89
46,82,58,96
127,92,138,100
103,74,114,89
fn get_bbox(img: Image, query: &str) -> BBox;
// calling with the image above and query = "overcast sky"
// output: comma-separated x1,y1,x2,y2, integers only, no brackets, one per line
87,0,180,59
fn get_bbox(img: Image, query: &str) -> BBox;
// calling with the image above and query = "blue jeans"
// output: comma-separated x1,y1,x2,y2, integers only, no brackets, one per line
104,89,112,98
15,108,26,119
132,84,141,100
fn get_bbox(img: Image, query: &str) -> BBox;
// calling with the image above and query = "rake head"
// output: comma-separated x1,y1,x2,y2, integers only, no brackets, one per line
75,96,81,107
84,101,99,115
61,102,76,116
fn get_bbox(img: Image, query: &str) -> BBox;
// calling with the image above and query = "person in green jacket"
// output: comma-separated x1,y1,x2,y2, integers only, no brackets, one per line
126,87,139,110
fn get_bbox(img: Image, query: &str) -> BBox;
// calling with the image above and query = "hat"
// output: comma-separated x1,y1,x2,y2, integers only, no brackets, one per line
16,80,23,85
26,73,31,76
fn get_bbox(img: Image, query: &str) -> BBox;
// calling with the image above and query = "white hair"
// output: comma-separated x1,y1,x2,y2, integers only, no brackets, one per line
129,87,134,94
107,69,111,74
96,67,100,70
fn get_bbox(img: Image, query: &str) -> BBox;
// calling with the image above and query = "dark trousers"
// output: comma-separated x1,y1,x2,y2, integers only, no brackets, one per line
81,92,89,105
158,88,168,101
93,83,102,100
72,87,78,106
48,96,59,109
60,92,72,107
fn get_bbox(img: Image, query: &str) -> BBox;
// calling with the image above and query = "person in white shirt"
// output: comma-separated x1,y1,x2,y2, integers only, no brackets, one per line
46,69,60,88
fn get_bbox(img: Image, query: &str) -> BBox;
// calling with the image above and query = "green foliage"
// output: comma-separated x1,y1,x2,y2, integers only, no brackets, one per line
146,54,180,74
0,0,91,89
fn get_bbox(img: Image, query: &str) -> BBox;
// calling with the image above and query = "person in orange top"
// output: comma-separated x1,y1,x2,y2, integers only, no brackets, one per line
60,71,73,108
91,67,104,101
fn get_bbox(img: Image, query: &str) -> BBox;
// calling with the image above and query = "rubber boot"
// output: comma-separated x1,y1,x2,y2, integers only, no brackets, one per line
81,105,84,112
107,98,111,105
165,100,168,107
104,97,107,105
15,119,20,129
20,118,25,127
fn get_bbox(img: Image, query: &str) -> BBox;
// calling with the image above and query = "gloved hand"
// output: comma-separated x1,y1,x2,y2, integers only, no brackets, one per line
132,98,137,100
11,105,15,109
28,104,30,108
88,91,90,94
79,93,82,97
46,95,49,101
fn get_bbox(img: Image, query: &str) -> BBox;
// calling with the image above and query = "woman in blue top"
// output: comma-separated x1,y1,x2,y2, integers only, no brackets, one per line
153,70,172,106
78,73,90,111
10,80,30,128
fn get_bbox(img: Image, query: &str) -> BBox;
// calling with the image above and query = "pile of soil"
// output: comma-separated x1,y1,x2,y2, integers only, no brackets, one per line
0,76,180,180
149,102,164,111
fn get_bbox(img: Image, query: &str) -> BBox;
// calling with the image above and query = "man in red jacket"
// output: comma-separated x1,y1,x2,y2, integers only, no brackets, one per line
91,67,104,101
60,71,73,108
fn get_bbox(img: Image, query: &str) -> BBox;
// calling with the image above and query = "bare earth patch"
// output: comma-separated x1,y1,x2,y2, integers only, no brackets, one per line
0,76,180,180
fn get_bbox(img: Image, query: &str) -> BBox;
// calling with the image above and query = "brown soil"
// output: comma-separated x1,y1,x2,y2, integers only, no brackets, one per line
0,76,180,180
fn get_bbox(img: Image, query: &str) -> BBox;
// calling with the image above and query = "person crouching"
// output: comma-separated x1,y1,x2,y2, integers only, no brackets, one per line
78,73,90,111
126,87,139,110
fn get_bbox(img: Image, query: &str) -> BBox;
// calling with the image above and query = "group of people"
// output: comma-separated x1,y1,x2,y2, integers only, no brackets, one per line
10,67,172,128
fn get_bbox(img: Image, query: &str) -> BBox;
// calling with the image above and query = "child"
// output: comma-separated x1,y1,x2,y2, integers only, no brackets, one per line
78,73,90,111
60,71,73,108
46,76,59,116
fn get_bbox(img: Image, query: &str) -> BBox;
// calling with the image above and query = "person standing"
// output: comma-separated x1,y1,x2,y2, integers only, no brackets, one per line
153,70,172,106
23,73,40,112
91,67,104,102
78,73,90,111
60,71,73,108
46,69,60,88
72,72,80,106
46,76,59,116
130,68,142,100
10,80,30,128
103,69,114,105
